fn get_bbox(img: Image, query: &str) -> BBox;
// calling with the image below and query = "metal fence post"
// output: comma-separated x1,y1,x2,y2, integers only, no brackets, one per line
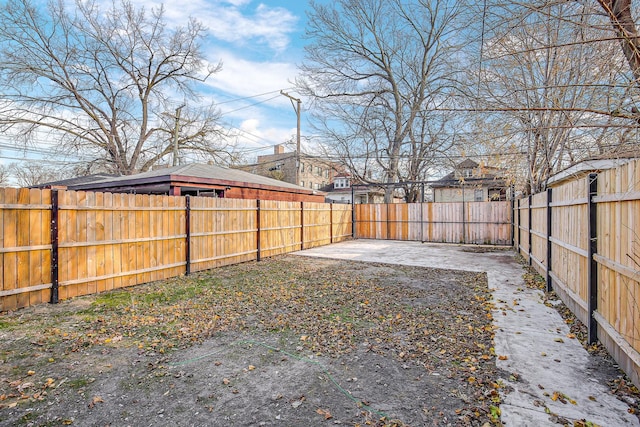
300,201,304,250
185,195,191,276
510,195,515,248
50,190,59,304
351,186,356,239
516,198,521,253
588,173,599,344
546,188,553,292
528,194,533,266
256,199,261,261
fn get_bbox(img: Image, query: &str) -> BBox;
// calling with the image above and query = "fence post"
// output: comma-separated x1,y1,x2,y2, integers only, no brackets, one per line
185,195,191,276
462,183,466,244
588,173,599,344
516,198,521,253
256,199,261,261
510,195,515,248
546,188,553,292
420,201,425,243
351,187,356,239
50,190,59,304
300,201,304,250
528,194,533,266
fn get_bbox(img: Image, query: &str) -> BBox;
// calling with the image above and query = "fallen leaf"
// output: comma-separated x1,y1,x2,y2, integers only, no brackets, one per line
248,365,256,371
554,338,564,343
222,378,230,385
316,408,333,419
498,355,508,360
88,395,104,409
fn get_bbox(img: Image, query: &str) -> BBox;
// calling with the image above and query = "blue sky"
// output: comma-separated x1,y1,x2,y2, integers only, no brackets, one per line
0,0,316,168
170,0,315,162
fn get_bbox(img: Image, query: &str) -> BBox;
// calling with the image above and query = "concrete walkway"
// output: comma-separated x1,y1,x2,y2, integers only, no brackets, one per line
294,240,639,426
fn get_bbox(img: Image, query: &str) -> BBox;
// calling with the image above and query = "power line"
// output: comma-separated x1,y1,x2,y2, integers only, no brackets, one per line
214,88,295,106
219,94,282,116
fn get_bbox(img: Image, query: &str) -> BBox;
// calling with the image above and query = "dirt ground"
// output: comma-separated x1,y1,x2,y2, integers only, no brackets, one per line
1,256,513,426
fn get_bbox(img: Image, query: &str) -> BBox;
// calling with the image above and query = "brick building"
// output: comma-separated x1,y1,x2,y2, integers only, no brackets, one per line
239,145,342,191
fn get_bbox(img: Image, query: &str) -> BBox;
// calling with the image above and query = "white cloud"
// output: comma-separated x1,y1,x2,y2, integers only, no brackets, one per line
240,118,295,143
204,49,298,100
123,0,299,52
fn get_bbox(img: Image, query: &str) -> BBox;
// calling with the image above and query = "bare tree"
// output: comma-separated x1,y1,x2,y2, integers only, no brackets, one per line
468,1,636,193
0,0,230,175
297,0,463,201
597,0,640,82
10,162,67,187
0,164,11,186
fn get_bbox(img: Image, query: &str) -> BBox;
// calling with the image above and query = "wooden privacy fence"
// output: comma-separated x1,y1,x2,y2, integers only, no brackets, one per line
515,159,640,387
0,188,352,312
354,201,512,245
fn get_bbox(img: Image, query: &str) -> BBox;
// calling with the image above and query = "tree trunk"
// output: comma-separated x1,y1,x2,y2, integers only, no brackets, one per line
597,0,640,82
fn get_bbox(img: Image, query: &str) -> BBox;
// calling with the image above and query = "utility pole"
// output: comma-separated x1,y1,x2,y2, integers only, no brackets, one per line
280,91,301,186
172,104,185,166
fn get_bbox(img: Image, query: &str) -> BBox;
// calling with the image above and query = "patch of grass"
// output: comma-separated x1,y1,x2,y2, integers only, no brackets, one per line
0,319,15,330
66,377,91,389
92,291,134,309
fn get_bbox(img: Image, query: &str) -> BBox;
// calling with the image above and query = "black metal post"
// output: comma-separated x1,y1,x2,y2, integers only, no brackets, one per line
528,194,533,266
516,198,521,251
351,186,356,239
300,201,304,250
510,196,515,248
461,183,466,244
420,195,425,244
256,200,262,261
50,190,59,304
546,188,553,292
588,173,599,344
185,195,191,276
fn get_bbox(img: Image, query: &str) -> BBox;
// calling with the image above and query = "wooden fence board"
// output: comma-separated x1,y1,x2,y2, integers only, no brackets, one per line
1,190,349,312
516,159,640,387
331,204,352,242
356,201,511,245
303,202,332,249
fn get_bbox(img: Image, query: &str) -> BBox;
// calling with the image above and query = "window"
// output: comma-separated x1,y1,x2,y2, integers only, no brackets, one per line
474,189,483,202
300,181,304,188
464,169,473,178
300,163,304,173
